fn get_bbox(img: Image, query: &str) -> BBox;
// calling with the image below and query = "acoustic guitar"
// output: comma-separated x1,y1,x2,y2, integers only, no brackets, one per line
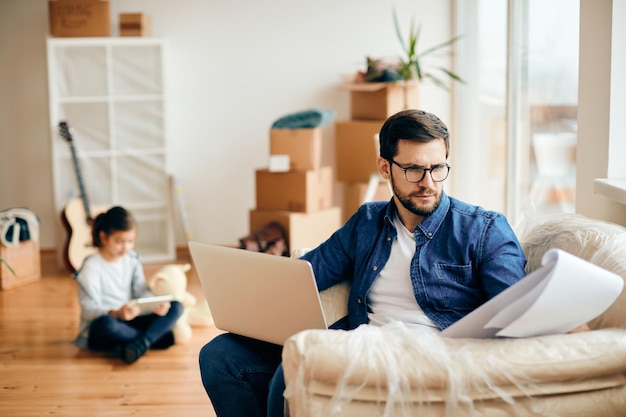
58,121,106,273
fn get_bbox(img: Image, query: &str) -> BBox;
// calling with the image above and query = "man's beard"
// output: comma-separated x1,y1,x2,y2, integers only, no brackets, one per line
390,172,442,218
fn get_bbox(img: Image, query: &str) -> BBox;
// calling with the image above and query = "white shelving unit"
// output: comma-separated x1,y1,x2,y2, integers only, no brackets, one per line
47,37,175,264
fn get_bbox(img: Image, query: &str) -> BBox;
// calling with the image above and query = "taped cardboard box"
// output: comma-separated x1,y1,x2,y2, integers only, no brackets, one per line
270,128,322,171
255,166,333,213
48,0,110,37
335,119,384,183
1,240,41,290
343,181,391,223
339,82,419,120
119,13,151,37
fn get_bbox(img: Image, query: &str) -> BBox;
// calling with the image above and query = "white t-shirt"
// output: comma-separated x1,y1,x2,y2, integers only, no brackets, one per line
367,213,440,332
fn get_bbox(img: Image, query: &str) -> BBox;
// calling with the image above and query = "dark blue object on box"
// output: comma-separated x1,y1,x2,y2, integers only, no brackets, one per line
6,217,31,241
271,109,336,129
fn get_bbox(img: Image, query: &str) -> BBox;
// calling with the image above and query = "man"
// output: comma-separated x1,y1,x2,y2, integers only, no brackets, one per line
199,109,527,417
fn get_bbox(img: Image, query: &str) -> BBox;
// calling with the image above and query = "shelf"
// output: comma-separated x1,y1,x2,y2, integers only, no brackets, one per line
58,95,164,103
47,37,165,46
594,178,626,205
48,37,174,266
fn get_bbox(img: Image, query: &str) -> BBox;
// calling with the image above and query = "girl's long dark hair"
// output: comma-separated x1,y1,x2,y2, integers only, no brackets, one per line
92,206,136,248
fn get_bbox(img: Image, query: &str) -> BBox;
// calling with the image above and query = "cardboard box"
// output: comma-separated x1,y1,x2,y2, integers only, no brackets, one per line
270,128,322,171
249,206,341,253
119,13,151,37
340,82,419,120
343,181,392,223
256,166,333,213
1,240,41,290
48,0,111,37
335,119,385,182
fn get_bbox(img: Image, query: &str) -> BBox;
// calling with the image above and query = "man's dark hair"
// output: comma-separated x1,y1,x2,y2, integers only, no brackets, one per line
378,109,450,160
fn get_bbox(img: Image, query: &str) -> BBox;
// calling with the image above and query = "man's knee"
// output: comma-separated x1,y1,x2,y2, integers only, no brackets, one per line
199,334,236,384
198,333,280,387
268,364,286,417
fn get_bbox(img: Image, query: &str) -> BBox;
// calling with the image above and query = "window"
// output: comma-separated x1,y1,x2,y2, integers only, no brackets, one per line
453,0,580,224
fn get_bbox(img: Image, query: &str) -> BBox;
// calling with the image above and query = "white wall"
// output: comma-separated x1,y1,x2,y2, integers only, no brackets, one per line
0,0,453,250
577,0,626,224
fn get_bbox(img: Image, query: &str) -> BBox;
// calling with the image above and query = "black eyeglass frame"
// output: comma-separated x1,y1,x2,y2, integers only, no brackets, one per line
388,159,451,183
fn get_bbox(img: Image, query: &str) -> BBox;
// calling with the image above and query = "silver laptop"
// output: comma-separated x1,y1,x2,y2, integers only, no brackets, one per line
188,241,328,345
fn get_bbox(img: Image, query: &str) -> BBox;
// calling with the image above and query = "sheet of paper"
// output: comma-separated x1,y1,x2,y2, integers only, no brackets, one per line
483,267,554,330
441,248,624,338
494,249,623,337
440,263,554,338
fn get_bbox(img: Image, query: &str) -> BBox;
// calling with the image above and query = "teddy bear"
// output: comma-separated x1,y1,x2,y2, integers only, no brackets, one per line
147,263,212,344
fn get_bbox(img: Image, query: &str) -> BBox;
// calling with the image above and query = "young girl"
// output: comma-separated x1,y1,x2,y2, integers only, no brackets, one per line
74,206,183,364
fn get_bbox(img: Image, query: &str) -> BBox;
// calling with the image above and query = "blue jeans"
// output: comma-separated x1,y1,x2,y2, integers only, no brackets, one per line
88,300,183,350
199,333,286,417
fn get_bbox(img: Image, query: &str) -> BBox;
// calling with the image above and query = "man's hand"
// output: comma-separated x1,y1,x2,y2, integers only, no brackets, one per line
568,324,591,333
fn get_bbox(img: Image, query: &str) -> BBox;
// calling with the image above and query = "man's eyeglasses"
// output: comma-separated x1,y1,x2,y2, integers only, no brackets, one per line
388,159,451,183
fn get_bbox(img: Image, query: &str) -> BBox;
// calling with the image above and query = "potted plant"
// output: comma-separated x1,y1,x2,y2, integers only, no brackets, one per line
362,9,464,108
391,9,464,88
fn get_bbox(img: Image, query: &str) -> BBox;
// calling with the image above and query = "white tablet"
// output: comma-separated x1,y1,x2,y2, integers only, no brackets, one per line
131,295,174,315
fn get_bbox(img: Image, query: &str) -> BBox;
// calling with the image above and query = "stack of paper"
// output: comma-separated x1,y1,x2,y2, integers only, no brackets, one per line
441,249,624,338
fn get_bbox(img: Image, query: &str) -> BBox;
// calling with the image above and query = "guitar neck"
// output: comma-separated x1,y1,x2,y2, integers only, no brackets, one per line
67,141,92,221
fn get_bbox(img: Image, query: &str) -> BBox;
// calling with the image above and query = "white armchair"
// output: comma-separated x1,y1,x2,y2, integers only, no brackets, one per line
282,214,626,417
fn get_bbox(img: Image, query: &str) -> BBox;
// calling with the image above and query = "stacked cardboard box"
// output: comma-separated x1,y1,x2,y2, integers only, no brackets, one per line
249,127,341,254
335,82,418,222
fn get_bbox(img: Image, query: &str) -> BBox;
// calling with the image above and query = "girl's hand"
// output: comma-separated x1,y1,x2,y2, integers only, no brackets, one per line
112,303,141,321
152,301,171,316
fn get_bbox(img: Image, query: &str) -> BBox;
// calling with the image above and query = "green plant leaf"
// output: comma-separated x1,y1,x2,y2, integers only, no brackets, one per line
1,257,15,276
392,8,408,56
437,66,465,83
419,35,464,58
413,60,423,80
390,9,463,85
424,74,450,91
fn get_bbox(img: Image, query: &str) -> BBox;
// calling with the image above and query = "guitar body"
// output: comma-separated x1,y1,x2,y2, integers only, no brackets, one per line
61,198,106,273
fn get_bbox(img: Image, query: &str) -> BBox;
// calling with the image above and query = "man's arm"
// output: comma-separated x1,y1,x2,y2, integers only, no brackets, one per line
478,214,527,300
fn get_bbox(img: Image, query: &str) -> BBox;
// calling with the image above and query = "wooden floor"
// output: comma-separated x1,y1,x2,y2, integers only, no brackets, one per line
0,249,222,417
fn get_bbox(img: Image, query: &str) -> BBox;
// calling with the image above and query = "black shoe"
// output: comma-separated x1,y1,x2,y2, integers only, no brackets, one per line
151,330,175,350
115,337,150,364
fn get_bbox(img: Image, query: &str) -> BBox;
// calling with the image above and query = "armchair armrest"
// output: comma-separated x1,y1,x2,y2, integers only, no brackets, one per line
293,248,351,327
319,281,350,327
520,214,626,330
283,324,626,416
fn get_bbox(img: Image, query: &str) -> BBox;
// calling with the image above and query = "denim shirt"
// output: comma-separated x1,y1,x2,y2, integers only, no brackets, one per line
301,192,527,330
